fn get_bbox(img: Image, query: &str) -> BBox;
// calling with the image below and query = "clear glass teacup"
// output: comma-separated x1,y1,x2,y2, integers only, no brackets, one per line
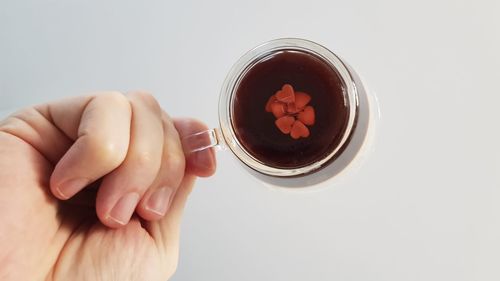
182,38,369,187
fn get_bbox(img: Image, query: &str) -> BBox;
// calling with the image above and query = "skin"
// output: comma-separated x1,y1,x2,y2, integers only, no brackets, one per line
0,92,216,281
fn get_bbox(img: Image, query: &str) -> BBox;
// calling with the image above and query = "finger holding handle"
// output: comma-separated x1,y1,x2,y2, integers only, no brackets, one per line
136,117,217,221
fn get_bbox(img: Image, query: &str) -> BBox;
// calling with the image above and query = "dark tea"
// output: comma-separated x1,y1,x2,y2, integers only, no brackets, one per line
232,50,350,169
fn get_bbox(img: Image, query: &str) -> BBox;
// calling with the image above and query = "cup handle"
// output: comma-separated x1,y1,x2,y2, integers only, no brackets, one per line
181,128,223,155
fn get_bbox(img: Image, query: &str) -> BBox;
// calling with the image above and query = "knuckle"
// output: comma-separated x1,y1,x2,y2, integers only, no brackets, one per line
160,109,172,124
133,150,155,167
100,91,129,107
0,108,42,134
10,108,33,118
8,108,39,124
129,91,161,112
84,134,126,166
163,151,185,186
0,116,18,133
129,90,152,99
102,90,125,98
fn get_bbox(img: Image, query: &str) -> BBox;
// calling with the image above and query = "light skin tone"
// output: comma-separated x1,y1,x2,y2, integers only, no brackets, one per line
0,92,216,280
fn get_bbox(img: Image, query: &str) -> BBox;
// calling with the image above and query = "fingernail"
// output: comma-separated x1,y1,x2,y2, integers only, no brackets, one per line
145,187,173,216
108,192,140,225
57,178,90,199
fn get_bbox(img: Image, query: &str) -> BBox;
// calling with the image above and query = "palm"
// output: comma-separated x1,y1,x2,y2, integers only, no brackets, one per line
50,213,167,281
47,208,166,281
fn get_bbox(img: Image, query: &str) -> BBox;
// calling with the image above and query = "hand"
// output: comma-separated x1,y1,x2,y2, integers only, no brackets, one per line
0,92,216,281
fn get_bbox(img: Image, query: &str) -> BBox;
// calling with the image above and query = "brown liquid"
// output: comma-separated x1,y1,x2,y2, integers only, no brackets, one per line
232,50,349,169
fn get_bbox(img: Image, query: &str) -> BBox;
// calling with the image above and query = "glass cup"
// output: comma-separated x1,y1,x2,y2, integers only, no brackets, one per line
182,38,362,182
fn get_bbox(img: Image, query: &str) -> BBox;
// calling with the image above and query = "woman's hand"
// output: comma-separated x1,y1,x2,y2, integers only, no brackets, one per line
0,91,216,281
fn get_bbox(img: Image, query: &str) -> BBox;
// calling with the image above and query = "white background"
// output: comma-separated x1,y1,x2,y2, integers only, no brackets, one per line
1,1,499,280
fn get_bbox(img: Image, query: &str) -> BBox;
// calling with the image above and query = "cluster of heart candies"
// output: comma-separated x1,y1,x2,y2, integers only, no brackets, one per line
265,84,315,139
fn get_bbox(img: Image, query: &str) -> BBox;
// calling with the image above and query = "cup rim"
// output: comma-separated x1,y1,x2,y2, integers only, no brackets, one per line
219,38,359,177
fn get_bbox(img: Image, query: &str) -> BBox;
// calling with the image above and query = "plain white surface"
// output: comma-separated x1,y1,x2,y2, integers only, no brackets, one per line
1,1,499,280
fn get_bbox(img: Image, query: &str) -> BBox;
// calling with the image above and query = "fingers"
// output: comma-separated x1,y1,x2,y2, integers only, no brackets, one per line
95,92,165,227
174,118,217,177
135,117,219,222
136,118,217,222
145,174,197,271
142,118,217,266
136,112,185,221
38,92,216,229
49,92,132,199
